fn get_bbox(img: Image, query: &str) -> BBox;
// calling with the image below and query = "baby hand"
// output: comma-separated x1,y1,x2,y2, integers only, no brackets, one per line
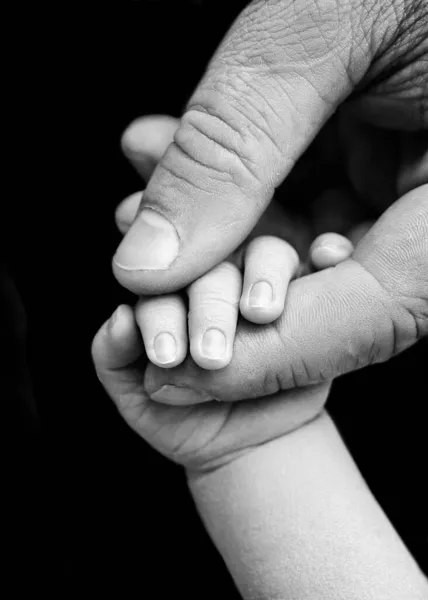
93,232,353,470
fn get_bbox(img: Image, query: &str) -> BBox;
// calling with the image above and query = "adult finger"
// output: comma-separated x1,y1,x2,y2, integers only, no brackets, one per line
144,185,428,403
113,0,390,295
116,117,181,233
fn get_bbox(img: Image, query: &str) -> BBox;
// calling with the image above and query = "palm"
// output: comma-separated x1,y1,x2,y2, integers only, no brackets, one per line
110,355,329,470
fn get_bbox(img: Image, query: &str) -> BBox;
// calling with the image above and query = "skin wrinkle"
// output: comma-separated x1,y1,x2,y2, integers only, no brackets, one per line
169,413,208,459
209,72,285,150
183,407,233,465
156,161,210,194
261,368,281,398
231,71,284,144
299,352,315,386
241,0,341,55
136,379,327,469
345,4,375,85
342,277,394,369
182,104,264,186
141,404,195,451
354,0,428,126
349,264,414,360
188,296,240,313
384,0,426,58
186,100,244,138
192,83,288,191
177,110,260,187
246,1,349,67
186,406,328,475
215,66,324,184
217,72,285,162
203,78,269,153
170,136,233,181
271,319,312,388
217,2,356,113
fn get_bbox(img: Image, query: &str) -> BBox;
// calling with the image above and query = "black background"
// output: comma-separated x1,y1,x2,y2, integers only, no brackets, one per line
5,1,427,596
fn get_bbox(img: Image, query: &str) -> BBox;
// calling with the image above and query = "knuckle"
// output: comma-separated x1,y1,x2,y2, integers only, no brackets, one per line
189,294,240,318
137,296,183,325
189,262,241,299
269,320,315,387
247,237,299,273
176,103,264,193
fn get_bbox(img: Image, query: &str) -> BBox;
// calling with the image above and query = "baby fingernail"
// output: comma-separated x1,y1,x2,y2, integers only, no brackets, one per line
151,385,213,405
201,328,226,359
154,332,177,364
249,281,273,308
114,209,180,271
108,306,122,333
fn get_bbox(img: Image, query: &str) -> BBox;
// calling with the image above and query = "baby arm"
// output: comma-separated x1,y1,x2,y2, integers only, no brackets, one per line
93,238,427,599
188,412,428,600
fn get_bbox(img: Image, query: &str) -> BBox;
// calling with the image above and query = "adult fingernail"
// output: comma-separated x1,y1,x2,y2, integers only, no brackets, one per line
114,209,180,271
154,332,177,364
249,281,273,308
201,328,226,359
151,385,213,405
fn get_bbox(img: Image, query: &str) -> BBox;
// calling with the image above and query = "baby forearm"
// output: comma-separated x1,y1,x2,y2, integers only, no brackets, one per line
187,411,427,600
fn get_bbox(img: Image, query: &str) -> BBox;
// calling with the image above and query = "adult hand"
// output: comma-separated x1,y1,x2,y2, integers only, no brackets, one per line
113,0,427,401
94,116,359,466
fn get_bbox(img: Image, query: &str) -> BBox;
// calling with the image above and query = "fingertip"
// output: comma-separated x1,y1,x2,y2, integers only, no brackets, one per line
107,304,133,339
190,328,233,371
121,115,179,171
240,236,298,324
240,281,284,324
310,233,354,270
121,117,176,181
115,192,143,235
240,304,283,325
92,305,142,372
190,349,232,371
187,261,241,371
134,295,188,369
147,331,187,369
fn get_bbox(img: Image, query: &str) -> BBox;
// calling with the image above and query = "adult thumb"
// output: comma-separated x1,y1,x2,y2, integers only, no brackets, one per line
113,0,377,295
145,185,427,403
